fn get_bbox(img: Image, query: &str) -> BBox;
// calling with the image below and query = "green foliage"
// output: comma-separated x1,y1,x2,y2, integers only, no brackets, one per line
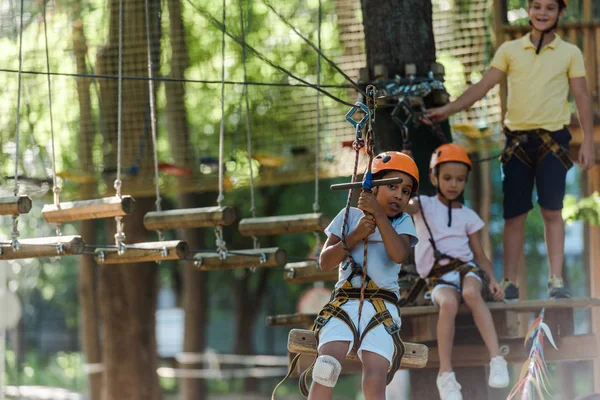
563,192,600,226
5,350,86,391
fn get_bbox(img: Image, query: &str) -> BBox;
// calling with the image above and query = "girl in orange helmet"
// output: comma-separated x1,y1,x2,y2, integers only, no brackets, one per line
406,144,508,400
308,152,418,400
426,0,593,301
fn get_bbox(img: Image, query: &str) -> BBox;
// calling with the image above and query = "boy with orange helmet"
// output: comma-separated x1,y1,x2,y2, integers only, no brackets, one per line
305,152,418,399
406,144,508,400
426,0,595,300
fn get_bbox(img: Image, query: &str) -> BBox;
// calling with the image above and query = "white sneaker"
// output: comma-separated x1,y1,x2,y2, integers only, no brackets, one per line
436,372,462,400
488,356,510,388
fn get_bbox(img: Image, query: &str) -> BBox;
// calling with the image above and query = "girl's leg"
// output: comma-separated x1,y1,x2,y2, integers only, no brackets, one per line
307,341,350,400
361,350,390,400
462,276,500,357
433,287,461,373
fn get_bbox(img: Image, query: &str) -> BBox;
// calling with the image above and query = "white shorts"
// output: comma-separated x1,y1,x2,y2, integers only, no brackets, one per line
429,269,482,305
317,299,401,365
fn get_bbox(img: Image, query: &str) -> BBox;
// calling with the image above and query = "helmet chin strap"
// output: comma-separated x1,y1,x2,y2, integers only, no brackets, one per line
436,186,454,228
529,8,562,54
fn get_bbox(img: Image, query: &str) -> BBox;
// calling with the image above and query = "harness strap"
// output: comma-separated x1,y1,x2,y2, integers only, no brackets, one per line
427,259,488,293
273,279,405,399
500,128,573,170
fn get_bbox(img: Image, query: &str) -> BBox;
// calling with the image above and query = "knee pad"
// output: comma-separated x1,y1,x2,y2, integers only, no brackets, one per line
312,355,342,388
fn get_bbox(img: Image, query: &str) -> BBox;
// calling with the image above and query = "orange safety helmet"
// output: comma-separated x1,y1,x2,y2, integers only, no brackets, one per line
372,151,419,194
429,143,472,173
529,0,566,6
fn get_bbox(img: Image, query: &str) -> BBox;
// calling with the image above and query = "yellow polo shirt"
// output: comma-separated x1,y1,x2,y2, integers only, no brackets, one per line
490,33,586,131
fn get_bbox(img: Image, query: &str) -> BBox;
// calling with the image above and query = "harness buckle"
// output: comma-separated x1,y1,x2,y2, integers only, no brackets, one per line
519,133,529,144
385,322,401,336
314,315,329,327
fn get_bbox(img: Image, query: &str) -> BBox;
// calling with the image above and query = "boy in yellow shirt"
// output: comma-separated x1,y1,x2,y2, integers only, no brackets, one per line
426,0,595,300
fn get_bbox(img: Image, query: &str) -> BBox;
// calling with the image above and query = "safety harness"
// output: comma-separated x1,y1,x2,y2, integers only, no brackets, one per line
499,128,573,170
398,197,488,306
272,274,405,399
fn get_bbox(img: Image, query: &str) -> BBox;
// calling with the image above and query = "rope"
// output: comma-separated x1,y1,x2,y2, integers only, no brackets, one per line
114,0,126,252
239,0,259,250
357,86,377,328
313,0,321,215
185,0,356,108
215,0,228,259
144,0,164,242
42,0,62,239
312,0,323,260
10,0,26,252
0,68,353,89
260,0,365,97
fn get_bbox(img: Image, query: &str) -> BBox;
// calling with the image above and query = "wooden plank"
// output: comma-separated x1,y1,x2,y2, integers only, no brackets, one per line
94,240,188,264
42,196,135,223
283,261,337,283
267,314,315,328
401,297,600,317
0,196,32,215
265,297,600,326
425,334,598,369
0,235,85,259
287,329,428,369
194,247,286,271
143,206,236,230
238,213,331,236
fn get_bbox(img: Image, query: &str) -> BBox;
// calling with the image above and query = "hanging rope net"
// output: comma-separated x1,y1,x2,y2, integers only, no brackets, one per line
0,0,501,197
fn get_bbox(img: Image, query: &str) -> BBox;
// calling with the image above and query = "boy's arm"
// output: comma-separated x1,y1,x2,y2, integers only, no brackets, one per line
319,217,374,271
570,76,596,170
376,215,412,264
404,196,420,215
426,68,505,123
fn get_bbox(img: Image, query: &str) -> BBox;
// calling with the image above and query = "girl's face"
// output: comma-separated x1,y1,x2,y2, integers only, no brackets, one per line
374,171,414,217
431,162,468,201
529,0,564,32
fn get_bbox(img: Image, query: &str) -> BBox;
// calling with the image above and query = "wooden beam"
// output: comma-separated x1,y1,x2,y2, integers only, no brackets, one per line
0,196,32,216
238,213,331,236
42,196,135,223
193,247,287,271
94,240,189,264
425,334,597,369
287,329,428,369
143,206,236,230
401,297,600,317
267,313,315,327
283,261,337,283
0,235,85,260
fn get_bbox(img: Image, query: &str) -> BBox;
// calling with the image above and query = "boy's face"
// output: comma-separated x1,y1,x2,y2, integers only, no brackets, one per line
529,0,565,31
374,171,414,217
431,162,468,201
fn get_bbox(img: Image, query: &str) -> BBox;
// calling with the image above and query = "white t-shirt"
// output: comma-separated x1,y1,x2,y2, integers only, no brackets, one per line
413,195,484,278
324,207,418,294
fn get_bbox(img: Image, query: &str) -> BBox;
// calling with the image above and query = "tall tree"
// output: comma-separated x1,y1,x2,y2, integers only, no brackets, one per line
96,0,162,398
359,0,489,398
72,2,102,399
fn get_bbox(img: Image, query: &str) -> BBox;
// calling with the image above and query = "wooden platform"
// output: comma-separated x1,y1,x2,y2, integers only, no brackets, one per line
269,297,600,369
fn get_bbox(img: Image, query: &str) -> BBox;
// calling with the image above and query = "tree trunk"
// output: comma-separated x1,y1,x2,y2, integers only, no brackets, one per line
96,0,162,398
178,195,211,400
72,6,103,400
361,1,489,397
360,0,450,196
163,1,209,398
361,0,436,78
232,187,282,392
